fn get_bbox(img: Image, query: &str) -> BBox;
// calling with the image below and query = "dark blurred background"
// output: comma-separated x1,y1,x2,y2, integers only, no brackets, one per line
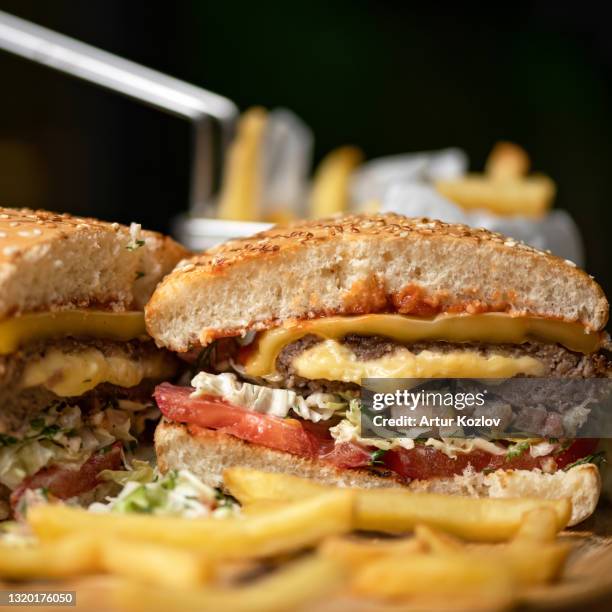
0,1,610,295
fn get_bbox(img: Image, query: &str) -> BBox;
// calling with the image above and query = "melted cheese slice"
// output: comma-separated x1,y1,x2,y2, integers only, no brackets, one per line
244,313,600,377
0,311,147,355
21,348,174,397
292,339,545,383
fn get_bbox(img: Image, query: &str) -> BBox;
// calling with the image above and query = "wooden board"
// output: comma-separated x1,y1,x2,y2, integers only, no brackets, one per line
521,502,612,610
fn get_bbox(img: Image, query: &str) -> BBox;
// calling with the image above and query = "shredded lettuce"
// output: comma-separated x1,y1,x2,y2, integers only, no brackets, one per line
98,459,156,486
329,399,410,451
0,400,156,490
90,469,239,518
191,371,351,423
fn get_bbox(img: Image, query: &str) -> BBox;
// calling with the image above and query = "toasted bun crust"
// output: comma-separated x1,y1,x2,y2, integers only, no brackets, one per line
146,213,608,352
0,208,189,318
155,422,601,526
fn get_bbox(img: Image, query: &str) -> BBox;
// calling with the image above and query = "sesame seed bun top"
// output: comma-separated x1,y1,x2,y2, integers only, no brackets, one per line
145,213,608,352
0,207,189,319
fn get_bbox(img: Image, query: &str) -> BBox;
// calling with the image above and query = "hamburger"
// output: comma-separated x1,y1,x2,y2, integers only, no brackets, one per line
0,208,188,518
146,213,611,525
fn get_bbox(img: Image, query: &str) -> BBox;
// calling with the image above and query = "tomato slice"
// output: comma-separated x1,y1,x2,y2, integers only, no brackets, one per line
155,383,373,468
155,384,599,480
383,439,599,481
155,383,317,456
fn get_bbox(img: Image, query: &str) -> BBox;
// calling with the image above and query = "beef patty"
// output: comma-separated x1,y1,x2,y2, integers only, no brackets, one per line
274,334,612,393
0,338,179,437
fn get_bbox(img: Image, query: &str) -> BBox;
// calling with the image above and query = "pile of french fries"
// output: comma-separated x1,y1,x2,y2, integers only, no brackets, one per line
0,467,576,611
215,106,555,222
435,141,556,218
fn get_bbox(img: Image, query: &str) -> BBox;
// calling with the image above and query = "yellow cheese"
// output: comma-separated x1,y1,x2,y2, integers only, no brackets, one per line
292,339,545,382
21,348,174,397
244,313,600,377
0,311,147,355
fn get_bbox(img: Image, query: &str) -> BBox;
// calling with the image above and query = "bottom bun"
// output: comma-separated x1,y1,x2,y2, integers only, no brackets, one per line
155,421,601,526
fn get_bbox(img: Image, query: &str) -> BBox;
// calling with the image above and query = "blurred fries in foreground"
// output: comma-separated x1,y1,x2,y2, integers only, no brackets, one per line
28,489,354,559
114,556,345,612
223,467,571,541
0,468,577,611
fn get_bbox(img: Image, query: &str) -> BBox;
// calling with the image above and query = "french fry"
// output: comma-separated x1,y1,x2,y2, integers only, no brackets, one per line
114,555,345,612
217,107,267,221
223,468,572,541
224,466,324,505
0,534,98,580
513,507,559,543
28,490,354,559
319,535,424,570
489,506,571,585
414,524,463,553
354,489,570,541
100,540,210,588
435,174,555,218
240,500,285,516
485,141,530,180
351,552,514,601
309,146,363,218
488,542,571,586
397,524,569,587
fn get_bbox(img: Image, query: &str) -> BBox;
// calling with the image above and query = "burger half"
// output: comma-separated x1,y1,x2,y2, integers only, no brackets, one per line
146,213,611,525
0,208,187,518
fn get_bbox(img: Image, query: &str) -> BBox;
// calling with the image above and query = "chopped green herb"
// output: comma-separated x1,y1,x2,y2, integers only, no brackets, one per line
82,378,92,383
506,441,530,460
126,239,145,252
40,424,61,439
0,433,18,447
370,449,388,466
215,489,239,508
135,271,145,280
564,451,606,471
29,417,45,430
